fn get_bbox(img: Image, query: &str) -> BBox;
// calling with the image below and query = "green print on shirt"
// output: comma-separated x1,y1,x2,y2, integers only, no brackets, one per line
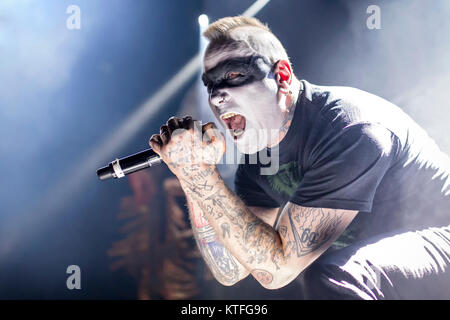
265,161,301,199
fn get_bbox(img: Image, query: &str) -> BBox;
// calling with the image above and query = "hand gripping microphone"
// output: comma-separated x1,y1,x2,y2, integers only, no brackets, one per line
96,148,162,181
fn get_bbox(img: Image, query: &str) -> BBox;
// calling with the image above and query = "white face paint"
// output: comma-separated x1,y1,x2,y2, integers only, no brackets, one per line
203,47,284,154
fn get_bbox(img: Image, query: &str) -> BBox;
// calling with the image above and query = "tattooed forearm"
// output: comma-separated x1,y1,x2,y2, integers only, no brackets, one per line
283,206,345,257
186,196,248,285
195,224,240,284
182,173,286,272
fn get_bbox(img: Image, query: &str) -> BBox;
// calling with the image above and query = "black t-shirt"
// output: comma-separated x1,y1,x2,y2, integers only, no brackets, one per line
235,80,450,246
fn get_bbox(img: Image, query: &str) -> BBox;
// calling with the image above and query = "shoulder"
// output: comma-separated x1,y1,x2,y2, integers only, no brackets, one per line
313,123,399,165
301,80,409,145
304,81,398,123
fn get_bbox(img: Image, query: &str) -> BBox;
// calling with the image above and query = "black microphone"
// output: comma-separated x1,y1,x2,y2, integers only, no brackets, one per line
96,148,162,180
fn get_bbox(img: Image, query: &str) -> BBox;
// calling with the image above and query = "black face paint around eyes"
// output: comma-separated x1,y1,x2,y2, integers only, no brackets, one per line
201,73,214,93
202,55,272,93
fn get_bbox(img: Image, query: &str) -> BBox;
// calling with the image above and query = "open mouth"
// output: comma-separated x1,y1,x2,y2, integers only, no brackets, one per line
221,112,246,139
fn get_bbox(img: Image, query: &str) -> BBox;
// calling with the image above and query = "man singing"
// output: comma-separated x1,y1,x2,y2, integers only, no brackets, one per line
149,16,450,299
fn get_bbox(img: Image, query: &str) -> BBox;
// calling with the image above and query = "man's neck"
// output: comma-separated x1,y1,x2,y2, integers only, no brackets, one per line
269,78,302,148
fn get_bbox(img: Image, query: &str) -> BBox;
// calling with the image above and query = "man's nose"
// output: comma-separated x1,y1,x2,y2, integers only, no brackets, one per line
210,89,230,108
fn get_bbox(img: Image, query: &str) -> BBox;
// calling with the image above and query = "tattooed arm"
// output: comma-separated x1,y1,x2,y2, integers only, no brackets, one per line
186,191,279,285
149,116,357,289
179,169,358,289
274,203,358,287
185,194,249,286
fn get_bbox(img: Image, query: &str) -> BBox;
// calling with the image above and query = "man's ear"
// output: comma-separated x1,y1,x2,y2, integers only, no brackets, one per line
274,60,292,90
274,60,293,110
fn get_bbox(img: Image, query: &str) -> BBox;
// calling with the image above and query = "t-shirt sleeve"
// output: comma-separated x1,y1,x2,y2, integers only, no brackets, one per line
289,123,399,212
234,164,280,208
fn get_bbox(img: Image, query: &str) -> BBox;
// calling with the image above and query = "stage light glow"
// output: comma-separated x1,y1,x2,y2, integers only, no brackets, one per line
242,0,270,17
198,14,209,28
25,0,272,249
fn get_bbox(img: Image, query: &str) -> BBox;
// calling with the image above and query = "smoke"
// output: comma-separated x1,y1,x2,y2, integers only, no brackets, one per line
342,0,450,153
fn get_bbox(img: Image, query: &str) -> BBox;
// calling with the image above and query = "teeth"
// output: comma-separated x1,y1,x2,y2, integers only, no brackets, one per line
221,112,236,120
232,128,244,137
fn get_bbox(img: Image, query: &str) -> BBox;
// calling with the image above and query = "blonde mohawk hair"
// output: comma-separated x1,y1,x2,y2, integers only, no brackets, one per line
203,16,271,41
202,16,291,67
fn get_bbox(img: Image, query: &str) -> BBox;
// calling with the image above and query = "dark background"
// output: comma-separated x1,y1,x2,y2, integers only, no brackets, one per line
0,0,449,299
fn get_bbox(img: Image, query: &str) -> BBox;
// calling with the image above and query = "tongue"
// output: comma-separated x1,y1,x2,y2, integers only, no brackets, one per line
224,115,246,131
